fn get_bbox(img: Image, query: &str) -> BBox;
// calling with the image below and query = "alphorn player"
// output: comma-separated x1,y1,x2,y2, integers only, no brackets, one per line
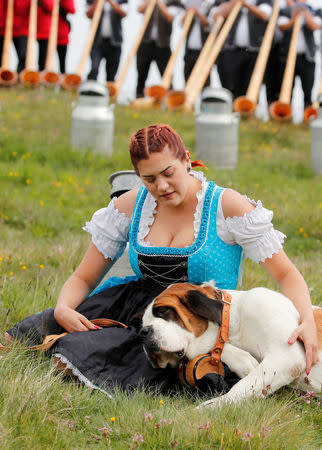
0,0,31,74
183,0,212,87
57,0,76,74
277,0,321,111
136,0,184,98
209,0,273,99
37,0,54,71
86,0,128,83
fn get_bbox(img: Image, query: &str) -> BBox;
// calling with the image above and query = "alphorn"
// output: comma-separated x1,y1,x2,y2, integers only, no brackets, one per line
0,0,18,86
304,77,322,122
109,0,157,100
41,0,61,86
170,1,243,111
269,13,301,121
62,0,105,90
20,0,40,86
165,15,224,110
144,8,195,102
234,0,280,116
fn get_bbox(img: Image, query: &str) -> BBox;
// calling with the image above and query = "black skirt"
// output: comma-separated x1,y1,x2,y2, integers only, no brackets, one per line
6,279,179,393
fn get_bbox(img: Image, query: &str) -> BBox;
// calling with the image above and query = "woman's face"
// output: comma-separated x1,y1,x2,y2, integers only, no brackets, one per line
136,146,191,207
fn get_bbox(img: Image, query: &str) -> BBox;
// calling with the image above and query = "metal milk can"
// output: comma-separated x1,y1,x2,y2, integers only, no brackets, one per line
310,98,322,175
101,170,143,280
195,88,240,169
71,81,114,155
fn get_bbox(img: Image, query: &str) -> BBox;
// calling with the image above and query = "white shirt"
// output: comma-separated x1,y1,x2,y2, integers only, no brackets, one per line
101,2,128,38
84,171,286,264
234,0,272,48
278,13,322,54
186,1,210,50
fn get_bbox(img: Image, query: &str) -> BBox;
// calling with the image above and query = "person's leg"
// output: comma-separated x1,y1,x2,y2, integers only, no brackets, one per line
234,50,257,99
103,38,121,82
154,44,171,78
0,36,4,65
38,39,48,71
136,41,154,97
264,43,282,106
13,36,27,73
297,55,315,108
57,44,67,74
184,48,198,82
87,39,103,80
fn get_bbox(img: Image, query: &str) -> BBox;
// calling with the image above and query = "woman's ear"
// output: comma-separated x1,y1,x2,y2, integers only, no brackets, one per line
181,290,223,325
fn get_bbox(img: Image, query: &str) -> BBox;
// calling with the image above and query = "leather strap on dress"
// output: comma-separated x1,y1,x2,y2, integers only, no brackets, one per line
210,291,231,367
0,318,127,353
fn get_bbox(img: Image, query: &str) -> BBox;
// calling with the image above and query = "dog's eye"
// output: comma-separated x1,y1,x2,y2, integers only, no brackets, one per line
176,350,185,358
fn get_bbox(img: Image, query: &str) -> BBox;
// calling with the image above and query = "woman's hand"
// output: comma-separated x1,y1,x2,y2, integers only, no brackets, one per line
288,317,319,374
54,305,99,333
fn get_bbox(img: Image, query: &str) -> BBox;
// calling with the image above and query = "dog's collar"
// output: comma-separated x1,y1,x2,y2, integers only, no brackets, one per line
210,290,231,367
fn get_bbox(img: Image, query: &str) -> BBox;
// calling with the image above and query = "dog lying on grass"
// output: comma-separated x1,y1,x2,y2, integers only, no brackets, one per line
141,281,322,408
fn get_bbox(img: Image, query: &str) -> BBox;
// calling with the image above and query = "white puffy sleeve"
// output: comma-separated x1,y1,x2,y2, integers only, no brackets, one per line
217,194,287,264
83,197,131,260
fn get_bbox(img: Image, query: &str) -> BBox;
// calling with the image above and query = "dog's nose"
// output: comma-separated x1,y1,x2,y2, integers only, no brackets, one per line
139,326,153,338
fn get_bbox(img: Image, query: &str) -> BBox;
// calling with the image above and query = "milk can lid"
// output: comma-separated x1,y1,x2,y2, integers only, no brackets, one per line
78,80,109,98
109,170,143,198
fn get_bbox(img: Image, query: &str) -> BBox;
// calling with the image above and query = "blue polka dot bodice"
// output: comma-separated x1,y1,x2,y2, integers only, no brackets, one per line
128,182,243,290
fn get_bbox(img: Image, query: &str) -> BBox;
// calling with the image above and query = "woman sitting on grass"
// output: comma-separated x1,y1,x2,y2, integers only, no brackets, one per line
5,124,319,394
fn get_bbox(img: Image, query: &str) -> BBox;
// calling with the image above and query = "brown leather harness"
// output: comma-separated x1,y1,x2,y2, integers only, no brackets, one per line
178,290,231,388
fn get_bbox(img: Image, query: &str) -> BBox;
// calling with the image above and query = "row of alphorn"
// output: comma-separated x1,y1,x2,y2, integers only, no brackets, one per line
1,0,321,120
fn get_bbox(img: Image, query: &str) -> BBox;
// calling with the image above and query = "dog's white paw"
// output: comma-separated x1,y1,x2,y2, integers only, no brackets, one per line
196,397,220,410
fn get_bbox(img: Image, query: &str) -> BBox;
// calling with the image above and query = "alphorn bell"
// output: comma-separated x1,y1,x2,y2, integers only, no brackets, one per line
109,0,157,100
144,8,195,102
20,0,40,86
234,0,280,116
165,15,224,110
62,0,105,90
269,13,301,121
170,1,243,112
41,0,61,86
0,0,18,86
304,77,322,122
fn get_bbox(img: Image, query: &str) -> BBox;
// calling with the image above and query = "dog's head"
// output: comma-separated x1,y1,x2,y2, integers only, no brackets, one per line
141,281,224,369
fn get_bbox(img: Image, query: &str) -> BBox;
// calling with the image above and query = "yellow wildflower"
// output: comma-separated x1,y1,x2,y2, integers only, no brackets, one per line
110,417,115,423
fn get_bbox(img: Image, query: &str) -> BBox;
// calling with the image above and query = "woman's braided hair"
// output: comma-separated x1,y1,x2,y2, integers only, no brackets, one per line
129,124,206,172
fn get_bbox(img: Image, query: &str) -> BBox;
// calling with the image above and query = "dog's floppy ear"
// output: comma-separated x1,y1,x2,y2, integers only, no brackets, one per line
182,290,223,325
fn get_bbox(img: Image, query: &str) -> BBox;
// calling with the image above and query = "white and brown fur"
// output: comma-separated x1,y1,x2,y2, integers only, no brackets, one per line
141,281,322,408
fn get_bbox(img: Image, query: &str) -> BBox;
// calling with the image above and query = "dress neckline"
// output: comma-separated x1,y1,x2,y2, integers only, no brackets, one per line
137,170,209,248
130,175,216,256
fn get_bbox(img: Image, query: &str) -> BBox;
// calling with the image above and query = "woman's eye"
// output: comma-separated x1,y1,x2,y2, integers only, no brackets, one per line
164,171,174,178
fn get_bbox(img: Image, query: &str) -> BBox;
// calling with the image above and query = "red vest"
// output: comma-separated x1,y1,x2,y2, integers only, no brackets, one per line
57,0,75,45
37,0,54,40
0,0,31,37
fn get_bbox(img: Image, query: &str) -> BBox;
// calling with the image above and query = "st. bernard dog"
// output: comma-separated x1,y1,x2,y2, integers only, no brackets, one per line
141,281,322,408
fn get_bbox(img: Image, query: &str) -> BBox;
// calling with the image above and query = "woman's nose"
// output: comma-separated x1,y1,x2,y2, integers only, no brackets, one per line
157,178,169,192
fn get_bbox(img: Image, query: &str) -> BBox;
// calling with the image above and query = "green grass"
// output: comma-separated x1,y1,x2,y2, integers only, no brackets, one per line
0,87,321,448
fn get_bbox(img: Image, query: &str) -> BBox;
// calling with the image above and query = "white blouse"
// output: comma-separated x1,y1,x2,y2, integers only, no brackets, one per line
83,171,286,264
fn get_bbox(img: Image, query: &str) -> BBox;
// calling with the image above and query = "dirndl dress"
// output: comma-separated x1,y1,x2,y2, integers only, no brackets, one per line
7,181,244,394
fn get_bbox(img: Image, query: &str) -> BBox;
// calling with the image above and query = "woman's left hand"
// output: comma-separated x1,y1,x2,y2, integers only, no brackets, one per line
288,318,319,374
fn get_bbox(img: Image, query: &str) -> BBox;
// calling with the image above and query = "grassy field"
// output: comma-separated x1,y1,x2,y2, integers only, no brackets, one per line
0,87,321,448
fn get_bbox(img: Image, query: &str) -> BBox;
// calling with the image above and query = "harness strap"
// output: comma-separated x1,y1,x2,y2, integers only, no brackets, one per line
0,318,128,353
210,291,231,366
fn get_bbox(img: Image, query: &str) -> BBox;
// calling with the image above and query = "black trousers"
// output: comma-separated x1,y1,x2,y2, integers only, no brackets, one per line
37,39,68,73
136,41,171,98
0,35,27,73
87,37,121,82
278,54,315,108
184,48,210,87
264,43,282,106
216,47,258,99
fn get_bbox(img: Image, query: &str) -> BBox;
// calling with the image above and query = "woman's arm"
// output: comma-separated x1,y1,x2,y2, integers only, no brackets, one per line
260,250,318,373
54,242,113,332
222,189,319,373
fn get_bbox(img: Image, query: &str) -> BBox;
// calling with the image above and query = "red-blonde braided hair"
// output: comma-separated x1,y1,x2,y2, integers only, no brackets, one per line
129,124,207,172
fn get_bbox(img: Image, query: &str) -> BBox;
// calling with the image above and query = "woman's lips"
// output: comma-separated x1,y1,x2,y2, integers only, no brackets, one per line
161,191,175,198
